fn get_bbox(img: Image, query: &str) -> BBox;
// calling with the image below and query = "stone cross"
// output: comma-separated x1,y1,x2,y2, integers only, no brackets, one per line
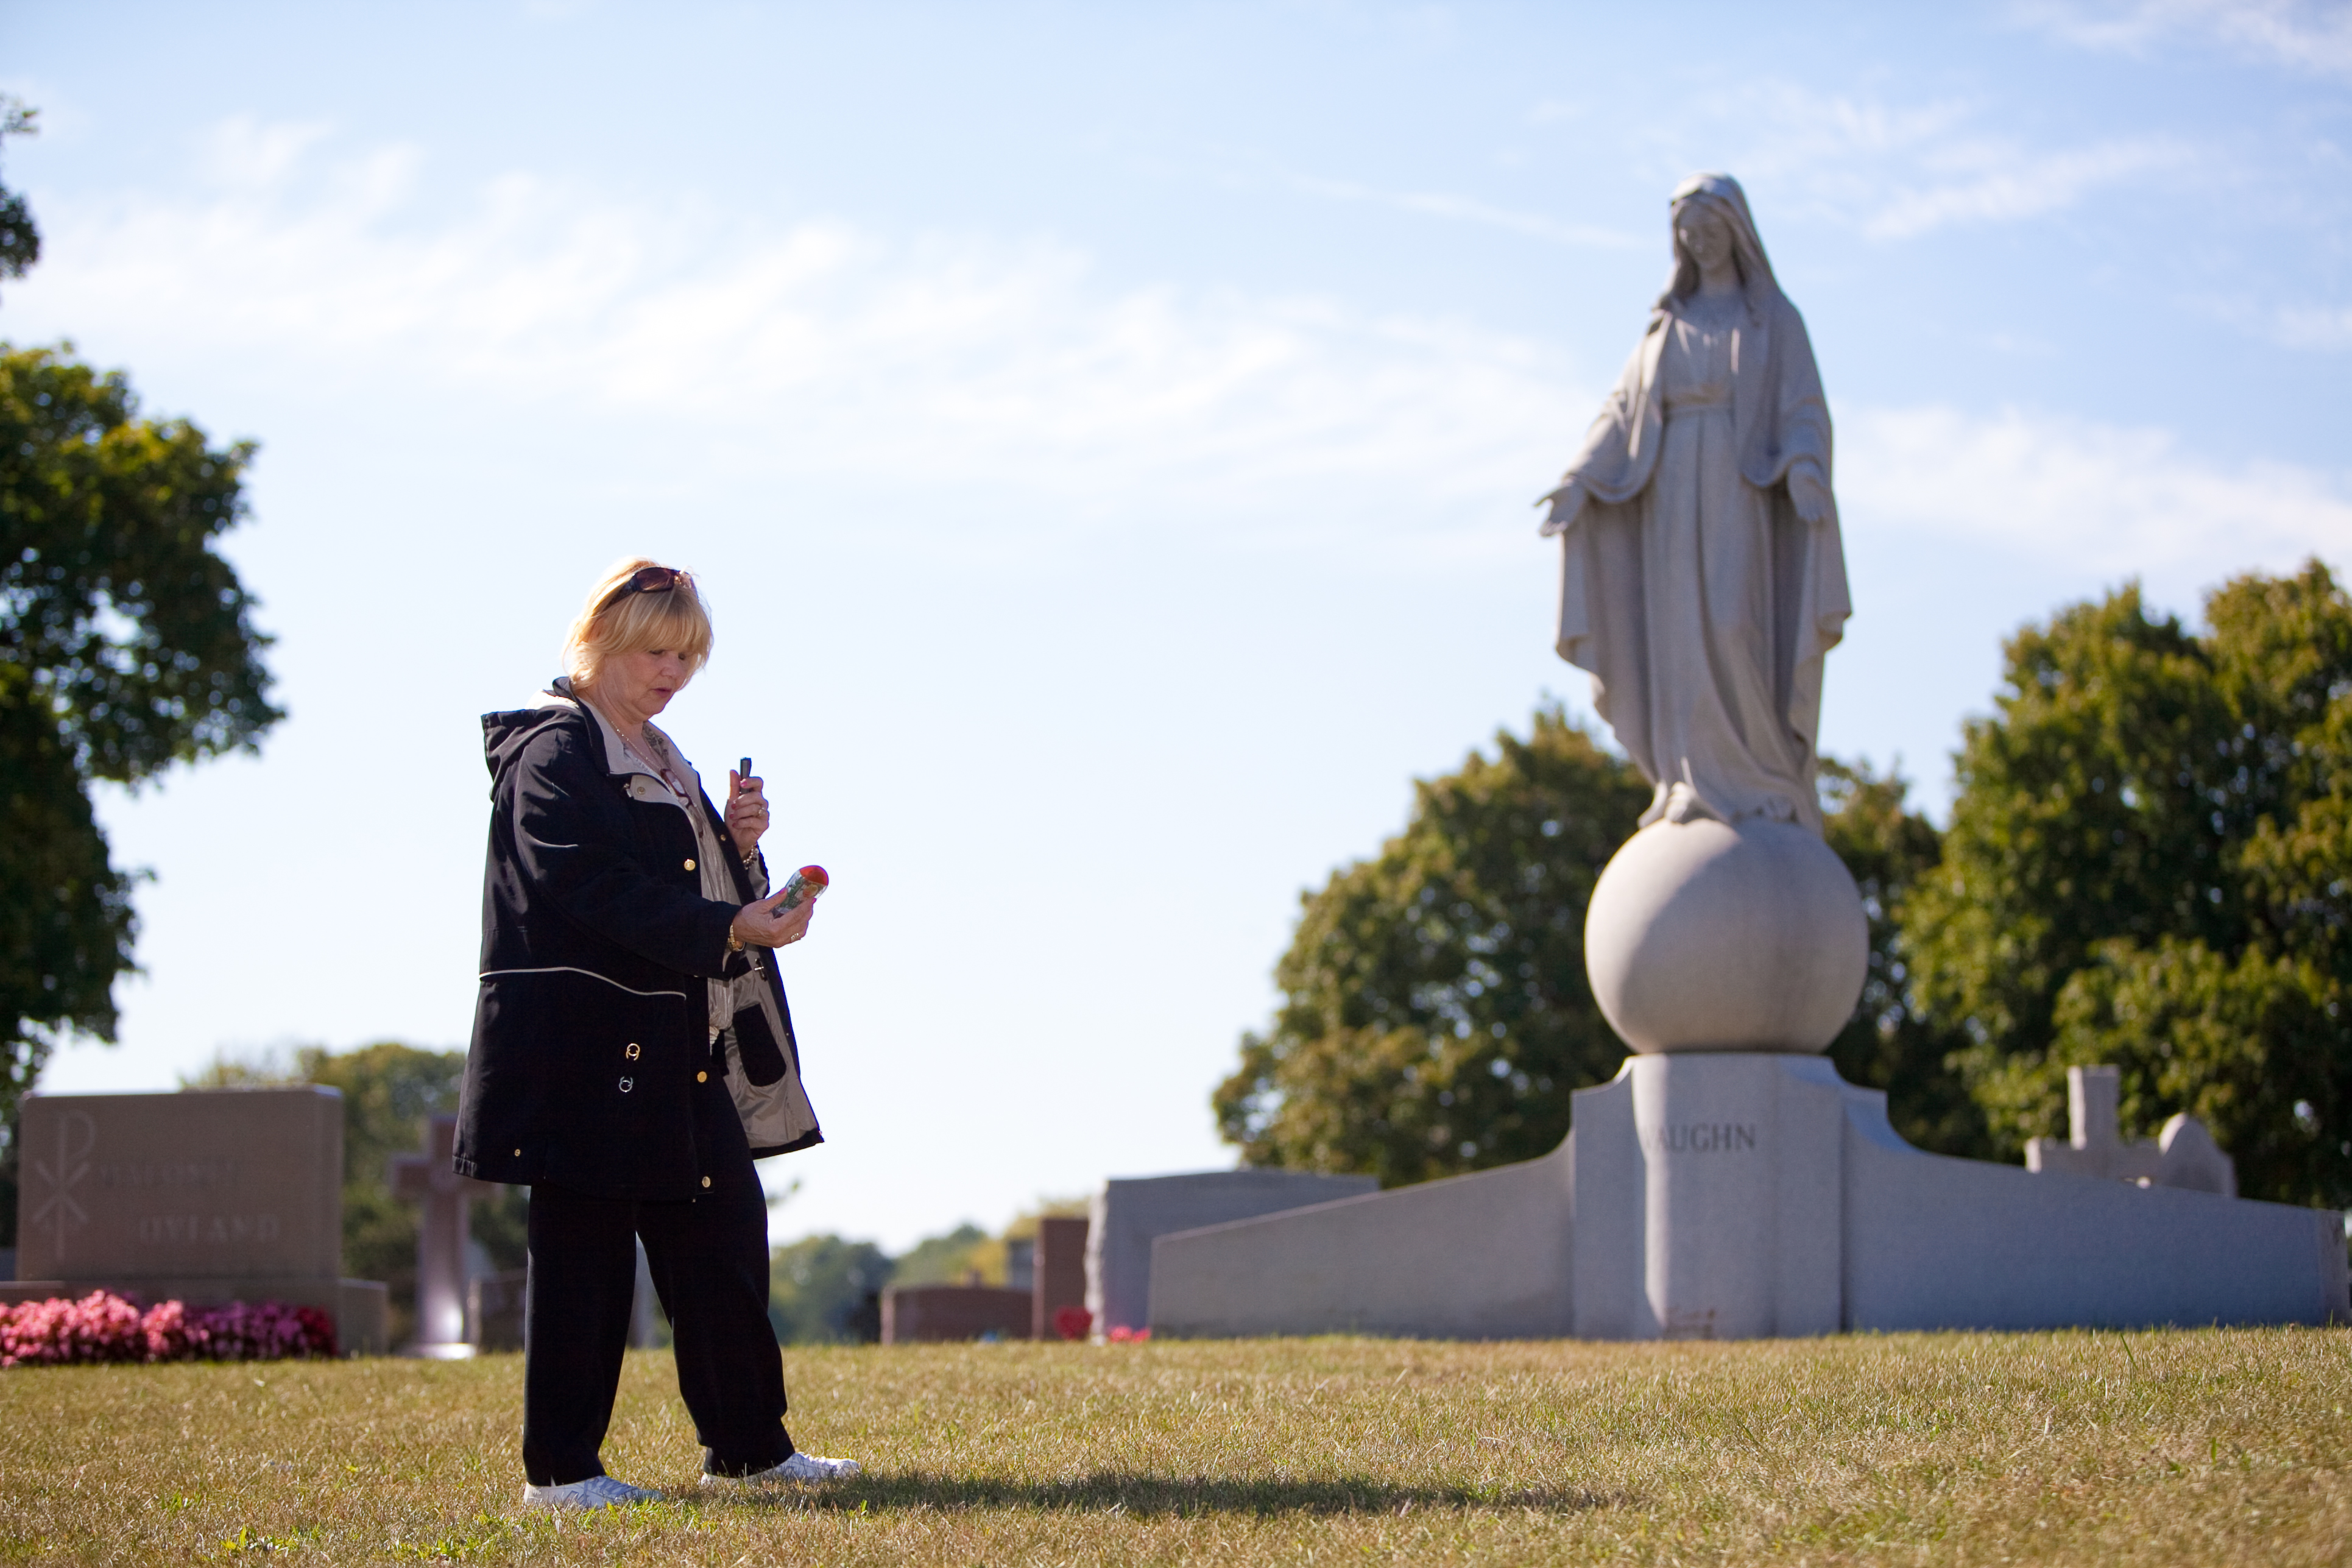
388,1114,495,1356
2025,1065,2236,1196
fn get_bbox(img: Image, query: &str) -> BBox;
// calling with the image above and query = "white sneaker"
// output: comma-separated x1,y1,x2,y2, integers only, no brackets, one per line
700,1452,863,1487
521,1474,662,1510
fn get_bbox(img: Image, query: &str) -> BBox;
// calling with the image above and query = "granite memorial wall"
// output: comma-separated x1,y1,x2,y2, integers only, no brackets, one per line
5,1089,387,1354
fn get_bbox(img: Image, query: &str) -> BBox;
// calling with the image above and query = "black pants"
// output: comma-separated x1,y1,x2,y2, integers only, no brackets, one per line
521,1072,794,1485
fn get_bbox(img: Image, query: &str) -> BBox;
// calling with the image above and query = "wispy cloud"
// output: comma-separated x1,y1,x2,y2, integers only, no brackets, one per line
12,122,1585,547
1661,82,2197,241
1289,173,1639,250
197,115,337,187
2015,0,2352,80
1862,137,2191,239
17,122,2343,590
2271,302,2352,348
1840,403,2352,585
2182,289,2352,352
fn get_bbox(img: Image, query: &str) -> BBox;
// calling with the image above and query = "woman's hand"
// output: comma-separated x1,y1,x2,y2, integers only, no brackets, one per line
726,768,770,858
732,891,816,951
1536,479,1586,537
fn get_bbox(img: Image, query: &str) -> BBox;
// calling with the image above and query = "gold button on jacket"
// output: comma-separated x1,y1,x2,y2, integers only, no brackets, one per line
683,857,696,871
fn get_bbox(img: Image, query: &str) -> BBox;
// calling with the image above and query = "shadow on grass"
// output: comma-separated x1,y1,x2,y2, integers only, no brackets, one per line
732,1473,1631,1517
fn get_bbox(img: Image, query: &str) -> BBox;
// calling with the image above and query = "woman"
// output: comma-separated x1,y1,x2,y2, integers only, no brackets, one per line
456,557,860,1507
1539,172,1851,835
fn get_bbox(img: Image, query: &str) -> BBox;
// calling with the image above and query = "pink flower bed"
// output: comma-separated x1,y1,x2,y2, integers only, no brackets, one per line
0,1291,337,1368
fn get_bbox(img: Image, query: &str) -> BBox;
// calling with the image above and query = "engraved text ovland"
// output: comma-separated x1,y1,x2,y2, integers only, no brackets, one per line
133,1213,283,1247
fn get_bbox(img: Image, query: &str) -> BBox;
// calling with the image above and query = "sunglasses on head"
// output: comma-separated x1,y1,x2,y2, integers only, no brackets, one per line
595,565,691,614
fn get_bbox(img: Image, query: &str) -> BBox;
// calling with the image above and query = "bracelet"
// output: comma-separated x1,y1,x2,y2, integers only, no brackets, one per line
726,926,744,954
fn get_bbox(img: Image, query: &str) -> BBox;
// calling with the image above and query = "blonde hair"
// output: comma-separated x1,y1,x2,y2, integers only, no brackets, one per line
563,557,714,691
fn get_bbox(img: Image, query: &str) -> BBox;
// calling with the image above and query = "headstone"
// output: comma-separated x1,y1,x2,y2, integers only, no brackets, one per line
467,1269,527,1352
392,1140,653,1353
1086,1170,1377,1337
1003,1237,1035,1291
4,1089,388,1352
2025,1065,2236,1196
388,1113,496,1357
1031,1215,1089,1340
879,1283,1029,1343
843,1287,883,1343
2151,1114,2237,1197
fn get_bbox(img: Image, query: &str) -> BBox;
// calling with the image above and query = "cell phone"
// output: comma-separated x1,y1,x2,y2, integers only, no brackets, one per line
738,756,753,789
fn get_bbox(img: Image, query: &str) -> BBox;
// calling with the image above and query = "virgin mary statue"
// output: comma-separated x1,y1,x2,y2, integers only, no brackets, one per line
1540,173,1850,836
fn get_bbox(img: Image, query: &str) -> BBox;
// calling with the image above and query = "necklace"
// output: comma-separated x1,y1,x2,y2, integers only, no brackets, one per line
592,700,691,799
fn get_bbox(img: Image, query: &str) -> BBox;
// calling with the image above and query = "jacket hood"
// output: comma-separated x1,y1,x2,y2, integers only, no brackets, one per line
481,685,587,789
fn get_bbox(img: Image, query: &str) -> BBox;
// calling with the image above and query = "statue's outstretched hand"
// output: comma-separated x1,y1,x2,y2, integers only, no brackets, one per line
1787,464,1834,525
1536,480,1586,537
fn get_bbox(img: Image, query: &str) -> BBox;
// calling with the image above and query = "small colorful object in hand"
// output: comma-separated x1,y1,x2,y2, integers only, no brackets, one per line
775,864,829,912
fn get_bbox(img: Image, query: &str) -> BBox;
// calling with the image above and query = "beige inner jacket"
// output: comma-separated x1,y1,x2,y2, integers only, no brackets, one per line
552,685,821,1153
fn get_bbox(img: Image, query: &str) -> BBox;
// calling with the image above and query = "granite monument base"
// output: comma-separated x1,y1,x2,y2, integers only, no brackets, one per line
1150,1054,2348,1340
1087,1169,1378,1338
12,1088,390,1355
1032,1215,1090,1340
881,1284,1032,1343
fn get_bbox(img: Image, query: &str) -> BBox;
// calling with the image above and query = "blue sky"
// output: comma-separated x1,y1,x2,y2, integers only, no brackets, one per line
5,1,2348,1250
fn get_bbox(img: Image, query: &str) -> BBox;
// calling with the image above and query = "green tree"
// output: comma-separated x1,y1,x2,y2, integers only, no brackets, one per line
0,342,277,1230
183,1042,528,1346
1908,564,2352,1206
0,98,39,289
0,104,278,1240
1818,758,1985,1156
768,1235,894,1344
1,348,281,1122
889,1222,994,1285
1213,708,1651,1185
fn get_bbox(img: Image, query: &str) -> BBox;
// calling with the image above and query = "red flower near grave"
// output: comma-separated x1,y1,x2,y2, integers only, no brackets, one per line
0,1290,144,1366
1051,1304,1092,1341
1105,1324,1151,1343
0,1292,337,1368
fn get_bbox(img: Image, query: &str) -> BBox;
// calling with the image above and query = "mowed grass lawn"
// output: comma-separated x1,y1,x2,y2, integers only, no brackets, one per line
1,1330,2346,1565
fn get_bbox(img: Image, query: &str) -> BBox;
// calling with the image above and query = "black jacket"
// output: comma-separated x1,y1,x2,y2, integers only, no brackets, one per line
455,694,822,1200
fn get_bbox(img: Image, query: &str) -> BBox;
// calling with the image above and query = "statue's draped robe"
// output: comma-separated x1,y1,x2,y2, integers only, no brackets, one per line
1554,289,1851,833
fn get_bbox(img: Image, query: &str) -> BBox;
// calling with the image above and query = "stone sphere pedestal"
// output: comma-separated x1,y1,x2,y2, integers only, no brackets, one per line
1582,817,1870,1337
1584,816,1868,1054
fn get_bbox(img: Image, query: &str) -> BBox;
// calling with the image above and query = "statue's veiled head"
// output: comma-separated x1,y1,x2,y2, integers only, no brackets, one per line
1658,172,1778,313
